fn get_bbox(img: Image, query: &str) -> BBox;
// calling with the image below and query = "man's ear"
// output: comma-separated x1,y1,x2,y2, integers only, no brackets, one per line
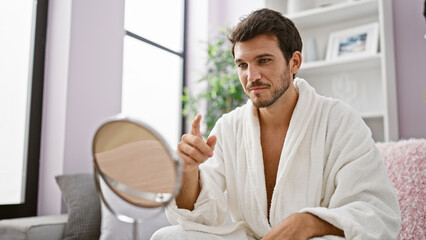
290,51,302,74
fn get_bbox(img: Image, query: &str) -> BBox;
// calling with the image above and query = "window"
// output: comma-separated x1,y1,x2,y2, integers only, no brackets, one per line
122,0,186,148
0,0,34,205
0,0,47,217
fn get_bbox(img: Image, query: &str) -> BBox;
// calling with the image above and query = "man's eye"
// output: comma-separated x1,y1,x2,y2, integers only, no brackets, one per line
238,63,247,68
260,59,270,63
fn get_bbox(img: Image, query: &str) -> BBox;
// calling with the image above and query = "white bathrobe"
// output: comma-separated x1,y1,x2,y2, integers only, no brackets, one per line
165,78,401,239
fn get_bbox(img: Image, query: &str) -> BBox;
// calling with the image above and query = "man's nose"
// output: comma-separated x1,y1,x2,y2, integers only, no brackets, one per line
247,65,261,82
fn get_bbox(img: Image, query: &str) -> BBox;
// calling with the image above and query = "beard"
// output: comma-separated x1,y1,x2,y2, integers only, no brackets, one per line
246,73,291,108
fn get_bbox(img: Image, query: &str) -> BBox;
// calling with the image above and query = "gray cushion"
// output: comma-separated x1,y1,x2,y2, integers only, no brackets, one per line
56,174,100,240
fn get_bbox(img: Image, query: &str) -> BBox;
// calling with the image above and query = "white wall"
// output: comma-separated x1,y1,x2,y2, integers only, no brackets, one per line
38,0,124,215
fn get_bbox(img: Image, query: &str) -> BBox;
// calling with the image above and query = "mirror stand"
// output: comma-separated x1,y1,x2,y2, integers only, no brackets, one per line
93,167,167,240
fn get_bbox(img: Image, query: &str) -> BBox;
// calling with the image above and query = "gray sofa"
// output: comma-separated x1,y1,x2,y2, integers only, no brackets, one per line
0,174,170,240
0,214,67,240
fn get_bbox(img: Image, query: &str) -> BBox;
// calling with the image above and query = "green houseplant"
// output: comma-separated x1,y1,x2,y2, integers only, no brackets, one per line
182,30,247,137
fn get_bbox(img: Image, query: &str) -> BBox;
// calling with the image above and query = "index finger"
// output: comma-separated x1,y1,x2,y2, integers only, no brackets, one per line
190,114,202,137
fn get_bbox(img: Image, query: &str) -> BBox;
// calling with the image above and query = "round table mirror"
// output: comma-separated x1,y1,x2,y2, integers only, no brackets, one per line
92,115,182,239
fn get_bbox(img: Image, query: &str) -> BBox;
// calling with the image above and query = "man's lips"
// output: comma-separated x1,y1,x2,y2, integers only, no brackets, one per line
249,87,267,94
247,81,270,94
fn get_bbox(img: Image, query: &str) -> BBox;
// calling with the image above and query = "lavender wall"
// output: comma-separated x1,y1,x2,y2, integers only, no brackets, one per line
38,0,124,215
37,0,71,215
393,0,426,139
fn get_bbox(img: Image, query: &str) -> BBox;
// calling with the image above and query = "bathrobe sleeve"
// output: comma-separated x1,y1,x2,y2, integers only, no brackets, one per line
165,123,229,227
299,103,401,240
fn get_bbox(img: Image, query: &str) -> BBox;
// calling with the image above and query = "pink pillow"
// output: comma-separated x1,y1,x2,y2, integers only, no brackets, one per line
376,139,426,240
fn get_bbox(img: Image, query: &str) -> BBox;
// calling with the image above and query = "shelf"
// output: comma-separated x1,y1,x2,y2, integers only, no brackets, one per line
264,0,398,141
287,0,378,29
299,53,381,75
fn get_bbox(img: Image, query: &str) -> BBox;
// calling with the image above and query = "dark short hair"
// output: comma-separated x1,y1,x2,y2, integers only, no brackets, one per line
229,8,302,63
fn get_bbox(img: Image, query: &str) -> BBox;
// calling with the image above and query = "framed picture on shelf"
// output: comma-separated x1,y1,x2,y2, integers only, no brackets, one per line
326,22,379,61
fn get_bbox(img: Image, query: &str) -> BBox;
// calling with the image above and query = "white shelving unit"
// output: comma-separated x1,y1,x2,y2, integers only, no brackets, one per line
264,0,399,142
